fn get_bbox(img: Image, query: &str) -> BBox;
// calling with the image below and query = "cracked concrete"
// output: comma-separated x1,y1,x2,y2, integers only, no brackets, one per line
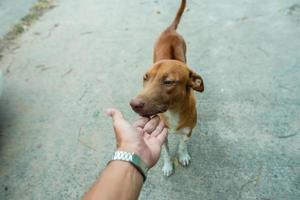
0,0,300,199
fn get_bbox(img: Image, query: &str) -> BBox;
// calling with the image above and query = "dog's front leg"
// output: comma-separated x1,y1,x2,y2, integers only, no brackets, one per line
178,130,191,166
162,140,173,176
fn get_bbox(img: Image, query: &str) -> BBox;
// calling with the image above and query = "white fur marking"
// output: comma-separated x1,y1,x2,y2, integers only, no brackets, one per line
164,110,179,132
162,161,173,176
162,112,192,174
162,143,173,176
178,134,191,166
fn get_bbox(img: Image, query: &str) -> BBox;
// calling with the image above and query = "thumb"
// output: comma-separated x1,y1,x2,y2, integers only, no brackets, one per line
105,108,126,148
105,108,125,124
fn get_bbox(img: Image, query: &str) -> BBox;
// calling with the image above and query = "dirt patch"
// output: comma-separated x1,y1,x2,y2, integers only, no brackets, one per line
0,0,56,61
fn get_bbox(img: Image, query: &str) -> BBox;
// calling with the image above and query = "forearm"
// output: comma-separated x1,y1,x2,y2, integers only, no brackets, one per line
83,161,143,200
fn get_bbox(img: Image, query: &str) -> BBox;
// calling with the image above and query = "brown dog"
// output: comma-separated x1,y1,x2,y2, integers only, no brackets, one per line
130,0,204,176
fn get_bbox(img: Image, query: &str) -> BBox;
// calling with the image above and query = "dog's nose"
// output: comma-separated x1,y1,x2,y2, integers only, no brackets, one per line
130,98,145,112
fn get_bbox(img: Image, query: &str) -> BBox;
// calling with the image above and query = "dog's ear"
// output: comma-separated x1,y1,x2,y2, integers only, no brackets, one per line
188,69,204,92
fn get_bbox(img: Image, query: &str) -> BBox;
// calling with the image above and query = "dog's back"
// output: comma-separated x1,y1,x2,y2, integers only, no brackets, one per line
153,0,187,63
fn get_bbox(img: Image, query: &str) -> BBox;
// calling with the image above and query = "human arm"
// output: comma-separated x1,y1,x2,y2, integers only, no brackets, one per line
82,108,168,200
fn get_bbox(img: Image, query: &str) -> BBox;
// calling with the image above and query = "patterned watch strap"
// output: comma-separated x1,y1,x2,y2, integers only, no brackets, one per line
111,151,148,181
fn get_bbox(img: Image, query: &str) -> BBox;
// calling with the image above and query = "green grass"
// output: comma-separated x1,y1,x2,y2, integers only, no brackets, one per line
0,0,55,59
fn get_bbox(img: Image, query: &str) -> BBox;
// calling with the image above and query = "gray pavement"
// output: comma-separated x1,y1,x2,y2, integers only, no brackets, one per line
0,0,37,37
0,0,300,199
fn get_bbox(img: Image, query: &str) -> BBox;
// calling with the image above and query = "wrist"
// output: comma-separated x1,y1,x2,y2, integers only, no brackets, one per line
108,160,144,182
117,145,147,166
111,150,149,182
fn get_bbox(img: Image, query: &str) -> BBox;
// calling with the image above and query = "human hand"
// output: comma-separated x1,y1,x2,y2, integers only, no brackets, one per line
106,108,168,168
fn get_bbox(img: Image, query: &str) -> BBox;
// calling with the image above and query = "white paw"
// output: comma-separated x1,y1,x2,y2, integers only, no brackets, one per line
178,152,191,166
162,162,173,177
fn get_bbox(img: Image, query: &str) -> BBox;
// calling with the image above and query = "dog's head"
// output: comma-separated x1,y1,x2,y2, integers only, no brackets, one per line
130,60,204,117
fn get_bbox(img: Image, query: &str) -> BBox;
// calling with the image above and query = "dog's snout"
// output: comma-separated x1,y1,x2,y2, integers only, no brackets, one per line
130,98,145,112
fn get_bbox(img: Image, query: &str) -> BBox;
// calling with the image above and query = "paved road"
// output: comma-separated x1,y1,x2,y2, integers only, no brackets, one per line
0,0,300,199
0,0,37,37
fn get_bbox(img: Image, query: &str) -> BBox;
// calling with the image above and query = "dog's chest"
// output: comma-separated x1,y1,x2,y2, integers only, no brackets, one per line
164,111,180,132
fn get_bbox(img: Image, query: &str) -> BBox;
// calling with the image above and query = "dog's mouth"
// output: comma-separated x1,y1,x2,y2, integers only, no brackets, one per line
138,107,168,117
130,97,169,117
130,104,168,117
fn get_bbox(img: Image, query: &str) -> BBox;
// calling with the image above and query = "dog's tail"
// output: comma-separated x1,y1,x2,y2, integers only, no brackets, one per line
168,0,186,30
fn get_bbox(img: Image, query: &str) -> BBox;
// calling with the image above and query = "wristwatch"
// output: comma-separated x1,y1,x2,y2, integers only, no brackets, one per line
110,151,149,182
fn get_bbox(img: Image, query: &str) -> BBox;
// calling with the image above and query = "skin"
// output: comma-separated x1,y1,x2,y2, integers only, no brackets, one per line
82,108,168,200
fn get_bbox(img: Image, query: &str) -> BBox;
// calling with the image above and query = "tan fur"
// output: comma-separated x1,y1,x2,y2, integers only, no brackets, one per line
130,0,204,138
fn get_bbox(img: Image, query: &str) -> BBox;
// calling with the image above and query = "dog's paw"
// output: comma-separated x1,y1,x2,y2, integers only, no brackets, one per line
162,162,173,177
178,152,191,166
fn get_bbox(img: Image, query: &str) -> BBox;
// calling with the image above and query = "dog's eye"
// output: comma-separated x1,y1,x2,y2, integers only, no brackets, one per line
163,80,175,85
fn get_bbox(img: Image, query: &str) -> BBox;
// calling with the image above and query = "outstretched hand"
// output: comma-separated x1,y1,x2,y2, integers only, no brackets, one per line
106,108,168,168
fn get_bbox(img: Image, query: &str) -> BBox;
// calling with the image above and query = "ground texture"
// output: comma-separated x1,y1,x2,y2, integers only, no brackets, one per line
0,0,38,37
0,0,300,199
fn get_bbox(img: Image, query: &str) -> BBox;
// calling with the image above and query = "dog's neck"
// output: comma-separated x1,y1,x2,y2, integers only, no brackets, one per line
163,89,196,131
169,89,195,112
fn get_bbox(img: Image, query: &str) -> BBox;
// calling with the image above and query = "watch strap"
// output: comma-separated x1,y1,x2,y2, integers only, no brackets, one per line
111,151,148,182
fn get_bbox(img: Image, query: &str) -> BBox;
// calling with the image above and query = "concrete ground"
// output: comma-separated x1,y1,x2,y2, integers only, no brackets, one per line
0,0,300,199
0,0,37,37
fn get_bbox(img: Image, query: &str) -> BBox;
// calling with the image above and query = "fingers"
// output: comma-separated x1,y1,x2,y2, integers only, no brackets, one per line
151,120,165,137
143,115,160,133
156,128,168,145
136,127,143,133
133,117,150,129
105,108,125,123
